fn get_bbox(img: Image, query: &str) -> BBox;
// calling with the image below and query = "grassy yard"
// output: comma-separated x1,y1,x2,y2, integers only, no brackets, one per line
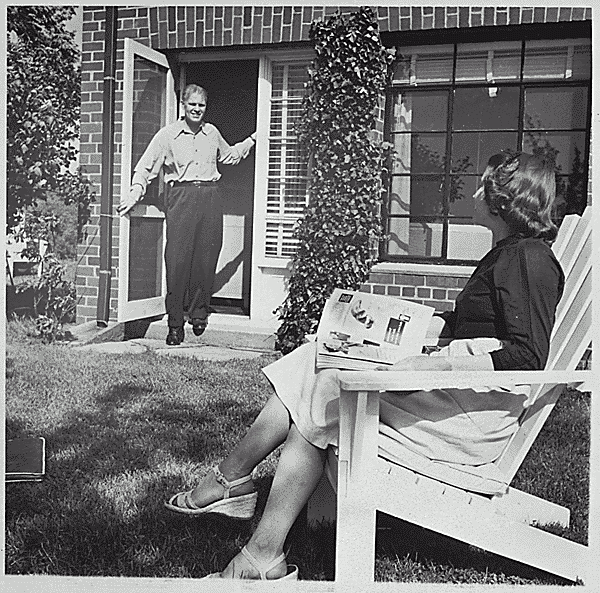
5,319,590,584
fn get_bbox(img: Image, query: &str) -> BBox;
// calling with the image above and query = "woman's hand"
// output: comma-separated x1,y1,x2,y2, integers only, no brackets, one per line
377,355,452,372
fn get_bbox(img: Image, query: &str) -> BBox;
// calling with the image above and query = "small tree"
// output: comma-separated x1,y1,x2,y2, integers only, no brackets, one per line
275,8,394,354
7,6,92,233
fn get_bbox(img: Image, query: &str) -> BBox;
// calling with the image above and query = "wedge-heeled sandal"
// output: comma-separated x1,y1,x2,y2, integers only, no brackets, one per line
164,466,257,519
202,545,299,580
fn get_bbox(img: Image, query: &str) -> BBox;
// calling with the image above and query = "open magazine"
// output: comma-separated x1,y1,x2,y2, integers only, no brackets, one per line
316,289,435,370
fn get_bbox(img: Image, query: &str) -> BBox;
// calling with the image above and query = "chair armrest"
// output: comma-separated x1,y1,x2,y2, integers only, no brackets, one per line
337,369,592,393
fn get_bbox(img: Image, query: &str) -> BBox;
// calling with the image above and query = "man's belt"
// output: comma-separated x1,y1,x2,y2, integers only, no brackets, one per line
172,180,218,187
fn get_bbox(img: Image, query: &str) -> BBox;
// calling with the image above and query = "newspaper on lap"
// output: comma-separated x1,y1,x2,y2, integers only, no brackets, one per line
316,289,435,370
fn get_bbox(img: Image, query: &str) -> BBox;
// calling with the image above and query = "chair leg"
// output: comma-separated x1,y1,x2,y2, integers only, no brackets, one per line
335,486,377,586
335,389,380,585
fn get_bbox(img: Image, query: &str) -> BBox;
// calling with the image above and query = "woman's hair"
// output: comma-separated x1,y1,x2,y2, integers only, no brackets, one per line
481,150,558,240
181,84,208,103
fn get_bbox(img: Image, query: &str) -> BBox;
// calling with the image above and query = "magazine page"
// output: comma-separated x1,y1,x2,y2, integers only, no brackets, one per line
316,289,434,370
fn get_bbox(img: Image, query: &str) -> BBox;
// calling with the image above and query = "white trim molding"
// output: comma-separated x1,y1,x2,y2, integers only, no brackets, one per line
372,261,475,278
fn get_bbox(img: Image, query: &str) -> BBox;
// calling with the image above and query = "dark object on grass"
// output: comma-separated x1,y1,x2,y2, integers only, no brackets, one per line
6,437,45,482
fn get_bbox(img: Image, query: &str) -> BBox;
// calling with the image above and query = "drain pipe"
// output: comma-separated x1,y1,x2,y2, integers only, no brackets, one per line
96,6,118,327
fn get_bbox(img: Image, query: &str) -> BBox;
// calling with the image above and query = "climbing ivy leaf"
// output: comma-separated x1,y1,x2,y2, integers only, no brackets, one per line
274,8,395,354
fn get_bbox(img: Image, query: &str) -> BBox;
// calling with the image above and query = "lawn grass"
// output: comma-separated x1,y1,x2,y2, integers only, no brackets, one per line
4,318,590,584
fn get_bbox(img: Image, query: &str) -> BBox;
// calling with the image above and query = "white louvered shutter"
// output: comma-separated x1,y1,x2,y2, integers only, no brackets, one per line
265,62,310,258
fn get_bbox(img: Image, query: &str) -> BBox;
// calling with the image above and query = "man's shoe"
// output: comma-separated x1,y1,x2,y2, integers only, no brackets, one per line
192,317,208,336
166,326,184,345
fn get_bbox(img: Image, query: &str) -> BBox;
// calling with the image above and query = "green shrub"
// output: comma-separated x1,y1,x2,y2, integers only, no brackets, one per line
15,253,76,342
274,8,394,354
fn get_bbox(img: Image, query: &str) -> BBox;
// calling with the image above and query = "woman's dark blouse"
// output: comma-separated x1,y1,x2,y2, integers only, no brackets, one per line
439,235,565,370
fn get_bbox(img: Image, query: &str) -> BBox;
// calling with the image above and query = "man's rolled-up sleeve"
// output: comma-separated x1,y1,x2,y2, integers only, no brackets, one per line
217,131,254,165
131,131,167,194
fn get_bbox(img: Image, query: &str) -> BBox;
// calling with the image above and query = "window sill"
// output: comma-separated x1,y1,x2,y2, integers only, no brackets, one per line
256,257,293,271
256,258,475,278
372,261,475,278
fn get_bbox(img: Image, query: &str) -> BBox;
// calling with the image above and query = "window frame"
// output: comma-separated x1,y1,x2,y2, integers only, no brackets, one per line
264,59,312,260
381,37,591,265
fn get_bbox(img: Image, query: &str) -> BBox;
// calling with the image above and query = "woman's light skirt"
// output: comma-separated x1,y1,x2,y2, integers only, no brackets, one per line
263,340,529,467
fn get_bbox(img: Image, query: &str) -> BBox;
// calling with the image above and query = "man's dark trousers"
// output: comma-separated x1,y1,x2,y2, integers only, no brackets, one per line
164,183,223,328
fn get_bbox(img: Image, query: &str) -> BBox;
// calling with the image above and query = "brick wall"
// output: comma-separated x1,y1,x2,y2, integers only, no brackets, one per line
77,7,152,322
361,271,468,313
77,5,592,323
144,6,592,50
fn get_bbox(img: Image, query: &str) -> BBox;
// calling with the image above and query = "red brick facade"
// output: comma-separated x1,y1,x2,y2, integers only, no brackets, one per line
77,6,592,324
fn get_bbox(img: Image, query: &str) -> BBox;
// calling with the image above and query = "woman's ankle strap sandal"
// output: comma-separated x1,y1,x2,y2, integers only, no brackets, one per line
212,465,252,498
239,546,299,580
201,546,299,580
164,466,257,519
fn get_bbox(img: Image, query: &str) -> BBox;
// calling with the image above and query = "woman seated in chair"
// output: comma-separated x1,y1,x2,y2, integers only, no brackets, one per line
165,151,564,581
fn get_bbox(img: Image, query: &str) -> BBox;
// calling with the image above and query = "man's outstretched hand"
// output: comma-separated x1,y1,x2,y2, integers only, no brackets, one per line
117,185,143,216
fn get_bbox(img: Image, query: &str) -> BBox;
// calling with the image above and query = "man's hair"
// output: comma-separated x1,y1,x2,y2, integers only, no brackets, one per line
181,84,208,103
482,150,558,240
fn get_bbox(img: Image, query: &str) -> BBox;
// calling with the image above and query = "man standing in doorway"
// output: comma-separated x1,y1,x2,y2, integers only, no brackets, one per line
118,84,256,345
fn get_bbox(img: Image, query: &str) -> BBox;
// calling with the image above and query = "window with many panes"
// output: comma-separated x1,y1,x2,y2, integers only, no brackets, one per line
265,61,310,259
384,37,591,263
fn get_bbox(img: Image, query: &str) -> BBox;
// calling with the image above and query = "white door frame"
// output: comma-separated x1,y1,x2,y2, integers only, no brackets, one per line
118,39,175,323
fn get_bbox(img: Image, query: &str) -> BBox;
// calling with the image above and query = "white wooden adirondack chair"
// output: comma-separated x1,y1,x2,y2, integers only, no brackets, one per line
308,208,592,585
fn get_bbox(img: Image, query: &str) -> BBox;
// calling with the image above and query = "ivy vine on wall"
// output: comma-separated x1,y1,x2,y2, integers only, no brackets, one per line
274,7,394,354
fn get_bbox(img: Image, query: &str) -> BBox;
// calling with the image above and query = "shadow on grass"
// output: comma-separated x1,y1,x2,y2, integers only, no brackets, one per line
6,398,253,576
4,342,589,583
5,351,336,579
374,515,574,585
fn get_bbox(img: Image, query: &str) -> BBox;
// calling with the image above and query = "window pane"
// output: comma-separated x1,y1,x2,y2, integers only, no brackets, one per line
392,133,447,174
270,63,308,137
447,176,493,260
265,221,299,258
453,87,520,130
388,176,410,215
128,218,163,301
524,87,588,130
448,175,478,218
271,63,309,97
269,100,305,136
451,131,518,174
412,134,446,173
267,62,310,258
522,131,586,174
448,219,493,260
411,175,444,217
394,45,453,85
389,175,444,218
386,217,412,256
132,56,168,207
556,175,587,217
392,134,411,174
391,91,448,132
571,42,592,80
387,219,443,258
524,39,591,81
456,41,521,83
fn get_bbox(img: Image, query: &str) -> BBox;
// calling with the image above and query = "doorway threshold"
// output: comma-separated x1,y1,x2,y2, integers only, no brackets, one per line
210,313,278,336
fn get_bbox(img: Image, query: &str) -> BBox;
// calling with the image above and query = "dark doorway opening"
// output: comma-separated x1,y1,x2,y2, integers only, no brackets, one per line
186,59,259,316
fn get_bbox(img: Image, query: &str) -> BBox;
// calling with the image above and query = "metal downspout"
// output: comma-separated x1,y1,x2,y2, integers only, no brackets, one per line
96,6,118,327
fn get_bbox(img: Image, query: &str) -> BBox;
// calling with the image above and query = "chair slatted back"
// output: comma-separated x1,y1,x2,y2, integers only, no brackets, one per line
495,208,592,481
